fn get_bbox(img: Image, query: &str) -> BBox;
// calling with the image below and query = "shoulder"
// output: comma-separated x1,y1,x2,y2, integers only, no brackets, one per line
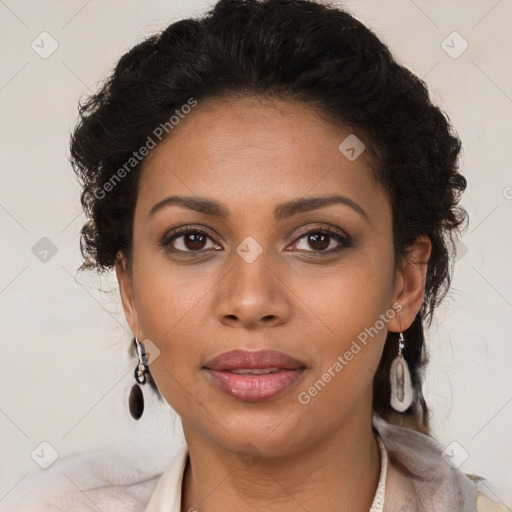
476,491,511,512
373,415,509,512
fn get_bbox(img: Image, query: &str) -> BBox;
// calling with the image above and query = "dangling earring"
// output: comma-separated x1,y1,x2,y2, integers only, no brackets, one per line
129,337,147,420
390,332,414,412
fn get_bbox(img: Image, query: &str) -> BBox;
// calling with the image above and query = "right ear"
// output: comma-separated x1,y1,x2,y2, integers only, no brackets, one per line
115,254,141,338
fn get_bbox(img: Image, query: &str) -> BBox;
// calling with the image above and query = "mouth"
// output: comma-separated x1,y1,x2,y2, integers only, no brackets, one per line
203,349,307,402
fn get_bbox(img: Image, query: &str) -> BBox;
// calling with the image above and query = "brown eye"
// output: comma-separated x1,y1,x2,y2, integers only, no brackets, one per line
182,232,207,251
162,228,221,254
307,232,330,251
291,228,350,254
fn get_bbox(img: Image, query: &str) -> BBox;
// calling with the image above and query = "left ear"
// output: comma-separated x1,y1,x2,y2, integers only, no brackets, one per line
388,234,432,332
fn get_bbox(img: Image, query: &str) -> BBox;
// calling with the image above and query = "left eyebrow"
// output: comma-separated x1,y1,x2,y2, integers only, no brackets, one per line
148,194,369,222
274,195,369,222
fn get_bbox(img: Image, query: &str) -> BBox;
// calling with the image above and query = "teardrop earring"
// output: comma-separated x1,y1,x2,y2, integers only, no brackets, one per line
389,332,414,412
129,337,147,420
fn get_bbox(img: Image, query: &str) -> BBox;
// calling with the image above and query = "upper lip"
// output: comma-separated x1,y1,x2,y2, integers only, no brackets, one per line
204,349,306,371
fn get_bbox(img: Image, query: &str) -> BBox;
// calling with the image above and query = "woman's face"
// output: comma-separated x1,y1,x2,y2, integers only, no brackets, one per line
117,96,421,457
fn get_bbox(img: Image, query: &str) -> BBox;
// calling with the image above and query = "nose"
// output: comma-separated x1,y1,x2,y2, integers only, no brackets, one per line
215,251,291,329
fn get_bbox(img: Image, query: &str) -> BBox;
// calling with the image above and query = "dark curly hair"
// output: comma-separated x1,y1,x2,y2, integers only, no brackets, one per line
69,0,467,433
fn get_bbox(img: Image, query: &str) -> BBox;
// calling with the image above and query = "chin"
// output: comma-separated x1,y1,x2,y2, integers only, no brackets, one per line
208,404,316,457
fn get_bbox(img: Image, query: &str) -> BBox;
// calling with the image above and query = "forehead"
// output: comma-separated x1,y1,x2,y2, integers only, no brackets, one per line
137,96,387,221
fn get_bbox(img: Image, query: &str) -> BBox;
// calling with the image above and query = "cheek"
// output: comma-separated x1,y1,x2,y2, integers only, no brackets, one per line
132,262,208,417
132,243,212,335
307,251,395,338
298,253,396,395
129,250,206,374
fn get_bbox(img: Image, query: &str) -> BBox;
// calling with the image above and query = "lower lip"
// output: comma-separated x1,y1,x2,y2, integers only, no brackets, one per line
204,368,305,402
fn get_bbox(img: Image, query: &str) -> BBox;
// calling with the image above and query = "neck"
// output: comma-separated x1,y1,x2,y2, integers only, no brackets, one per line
181,410,381,512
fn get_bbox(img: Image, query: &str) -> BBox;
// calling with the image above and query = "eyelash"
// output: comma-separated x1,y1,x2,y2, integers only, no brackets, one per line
160,225,351,256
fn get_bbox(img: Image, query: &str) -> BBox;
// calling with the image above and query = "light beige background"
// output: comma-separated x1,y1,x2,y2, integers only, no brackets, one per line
1,0,511,509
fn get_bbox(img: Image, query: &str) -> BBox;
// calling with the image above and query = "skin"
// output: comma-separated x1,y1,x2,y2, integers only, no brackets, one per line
116,96,431,512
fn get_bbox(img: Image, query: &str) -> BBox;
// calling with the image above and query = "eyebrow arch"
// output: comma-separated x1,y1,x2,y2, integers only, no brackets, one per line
149,194,369,222
274,195,369,222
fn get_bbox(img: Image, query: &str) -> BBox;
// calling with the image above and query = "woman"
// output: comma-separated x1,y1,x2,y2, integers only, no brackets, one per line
69,0,508,510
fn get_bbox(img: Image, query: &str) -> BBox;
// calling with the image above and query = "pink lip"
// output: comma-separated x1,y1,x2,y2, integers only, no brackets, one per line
203,349,307,402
